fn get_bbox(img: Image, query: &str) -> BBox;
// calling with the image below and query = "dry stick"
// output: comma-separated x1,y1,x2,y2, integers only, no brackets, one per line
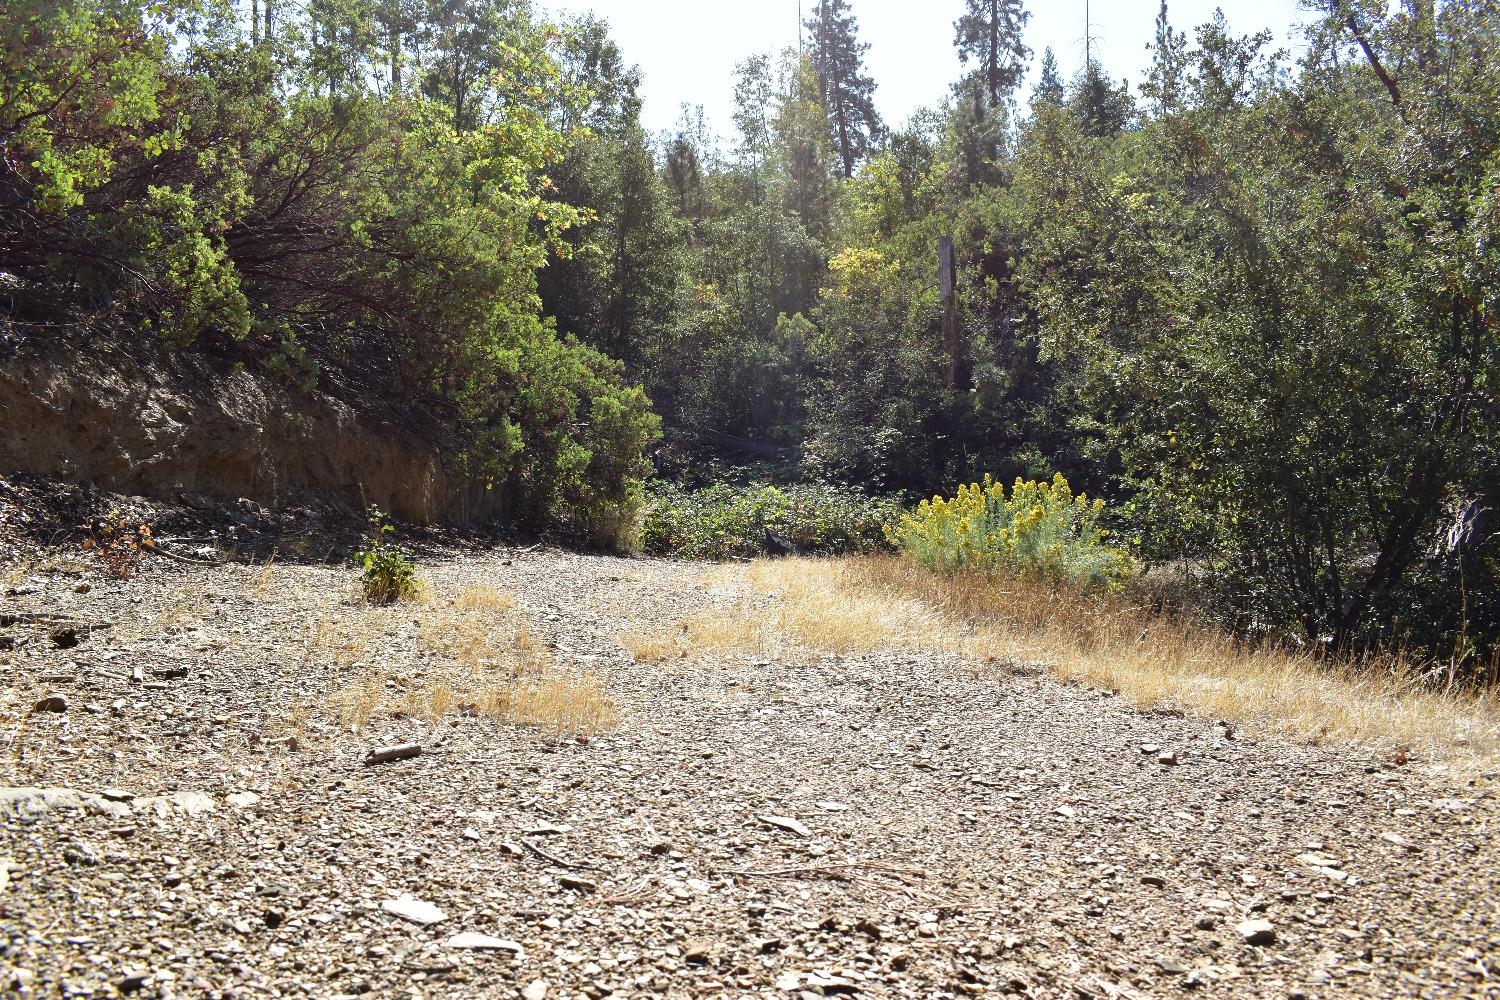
521,837,600,871
145,545,223,567
724,861,927,880
597,877,655,906
1,612,79,626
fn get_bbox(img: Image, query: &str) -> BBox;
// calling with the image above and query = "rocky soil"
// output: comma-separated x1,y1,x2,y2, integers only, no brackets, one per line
2,535,1497,999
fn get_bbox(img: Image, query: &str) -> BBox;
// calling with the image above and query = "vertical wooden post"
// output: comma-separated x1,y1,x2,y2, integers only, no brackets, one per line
939,236,968,391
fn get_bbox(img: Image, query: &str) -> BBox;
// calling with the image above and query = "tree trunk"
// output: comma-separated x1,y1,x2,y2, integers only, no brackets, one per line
835,88,853,178
987,0,999,110
391,21,402,93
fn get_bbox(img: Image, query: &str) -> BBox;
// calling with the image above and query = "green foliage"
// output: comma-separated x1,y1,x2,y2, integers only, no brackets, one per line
890,474,1132,588
803,0,884,178
353,506,419,605
641,481,903,560
1015,3,1500,657
0,0,658,543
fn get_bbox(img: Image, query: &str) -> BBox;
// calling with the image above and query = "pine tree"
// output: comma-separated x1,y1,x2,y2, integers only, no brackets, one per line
1070,59,1134,136
775,52,837,239
1034,46,1064,106
954,0,1031,112
1141,0,1188,116
803,0,883,179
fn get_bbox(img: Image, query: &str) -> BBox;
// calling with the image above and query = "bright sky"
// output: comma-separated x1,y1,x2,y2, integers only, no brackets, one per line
547,0,1312,140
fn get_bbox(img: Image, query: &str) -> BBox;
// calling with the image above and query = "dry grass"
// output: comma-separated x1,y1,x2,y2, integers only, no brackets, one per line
329,582,613,739
452,584,515,613
2,552,91,589
251,554,278,598
304,611,372,668
479,666,618,737
331,672,387,729
381,657,616,738
620,631,684,663
642,555,1500,761
419,613,505,671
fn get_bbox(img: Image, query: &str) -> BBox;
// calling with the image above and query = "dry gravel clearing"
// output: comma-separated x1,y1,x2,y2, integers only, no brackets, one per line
2,545,1498,999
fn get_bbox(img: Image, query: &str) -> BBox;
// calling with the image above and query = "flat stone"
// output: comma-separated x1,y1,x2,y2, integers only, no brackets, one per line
0,787,114,819
226,792,261,809
31,695,67,714
383,896,445,925
1379,831,1419,852
444,933,523,954
759,814,812,837
523,821,572,836
134,791,215,818
522,979,549,1000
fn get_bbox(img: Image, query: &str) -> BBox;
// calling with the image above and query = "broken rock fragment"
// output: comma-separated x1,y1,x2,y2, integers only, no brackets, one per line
382,896,445,925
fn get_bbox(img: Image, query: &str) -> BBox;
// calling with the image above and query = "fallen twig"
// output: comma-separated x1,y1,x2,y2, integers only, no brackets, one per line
146,545,223,566
725,860,927,880
521,837,599,871
597,877,655,906
1,612,78,626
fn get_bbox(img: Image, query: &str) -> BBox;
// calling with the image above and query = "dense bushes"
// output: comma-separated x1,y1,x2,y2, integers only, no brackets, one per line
641,481,903,559
0,0,657,538
1012,5,1500,659
889,474,1132,588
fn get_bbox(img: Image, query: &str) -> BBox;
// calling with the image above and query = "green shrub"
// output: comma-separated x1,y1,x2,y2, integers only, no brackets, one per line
353,506,420,605
642,481,903,560
889,473,1132,588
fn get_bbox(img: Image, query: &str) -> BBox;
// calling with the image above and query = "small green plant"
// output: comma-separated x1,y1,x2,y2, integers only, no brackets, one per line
263,328,321,392
888,473,1132,589
353,506,419,604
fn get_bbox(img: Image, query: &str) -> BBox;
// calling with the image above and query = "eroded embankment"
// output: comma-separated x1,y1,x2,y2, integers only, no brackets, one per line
0,344,498,525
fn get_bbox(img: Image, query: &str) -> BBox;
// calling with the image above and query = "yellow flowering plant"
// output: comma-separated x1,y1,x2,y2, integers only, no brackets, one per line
887,473,1132,588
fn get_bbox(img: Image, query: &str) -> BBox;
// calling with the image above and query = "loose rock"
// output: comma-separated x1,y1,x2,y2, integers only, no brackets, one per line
381,896,445,925
1236,919,1277,946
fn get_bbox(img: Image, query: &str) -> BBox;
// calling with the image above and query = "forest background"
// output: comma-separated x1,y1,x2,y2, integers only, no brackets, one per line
0,0,1496,671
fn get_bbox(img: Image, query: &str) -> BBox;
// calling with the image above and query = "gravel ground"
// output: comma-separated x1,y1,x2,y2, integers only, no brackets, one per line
2,541,1497,1000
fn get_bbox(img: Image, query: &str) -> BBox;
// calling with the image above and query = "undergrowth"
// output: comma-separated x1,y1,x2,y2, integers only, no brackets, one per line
641,480,903,559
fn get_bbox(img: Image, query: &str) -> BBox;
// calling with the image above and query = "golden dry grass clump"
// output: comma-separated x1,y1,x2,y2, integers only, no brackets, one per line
330,582,617,739
625,555,1499,761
